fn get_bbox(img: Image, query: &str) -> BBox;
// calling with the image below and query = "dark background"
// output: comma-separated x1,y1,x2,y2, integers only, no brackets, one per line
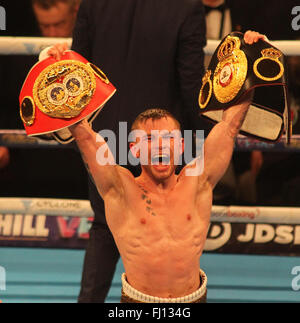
0,0,299,203
0,0,88,199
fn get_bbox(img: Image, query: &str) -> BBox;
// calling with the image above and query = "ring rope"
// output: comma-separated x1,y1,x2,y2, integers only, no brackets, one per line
0,130,62,148
0,197,300,224
0,37,72,55
0,37,299,56
0,37,299,151
1,130,299,151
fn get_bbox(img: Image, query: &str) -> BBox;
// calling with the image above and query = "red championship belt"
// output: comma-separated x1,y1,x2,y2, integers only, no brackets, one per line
19,50,116,144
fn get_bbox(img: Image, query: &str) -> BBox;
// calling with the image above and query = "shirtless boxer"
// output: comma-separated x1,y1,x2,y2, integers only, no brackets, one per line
69,95,252,303
50,31,265,302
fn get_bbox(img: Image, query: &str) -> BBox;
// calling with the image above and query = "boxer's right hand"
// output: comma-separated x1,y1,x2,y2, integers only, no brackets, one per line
47,42,69,60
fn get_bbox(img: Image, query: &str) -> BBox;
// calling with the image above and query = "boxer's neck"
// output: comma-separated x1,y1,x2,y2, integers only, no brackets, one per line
136,171,178,194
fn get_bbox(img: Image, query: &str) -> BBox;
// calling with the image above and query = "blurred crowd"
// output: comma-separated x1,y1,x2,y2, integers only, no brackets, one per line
0,0,87,199
0,0,299,206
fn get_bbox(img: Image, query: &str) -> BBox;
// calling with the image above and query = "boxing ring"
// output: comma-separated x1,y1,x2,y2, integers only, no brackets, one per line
1,37,300,303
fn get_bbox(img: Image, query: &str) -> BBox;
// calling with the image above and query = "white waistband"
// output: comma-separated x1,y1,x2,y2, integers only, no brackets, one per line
121,269,207,303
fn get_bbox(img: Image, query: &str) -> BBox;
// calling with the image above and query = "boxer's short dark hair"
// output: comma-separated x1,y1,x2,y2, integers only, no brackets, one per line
131,108,181,131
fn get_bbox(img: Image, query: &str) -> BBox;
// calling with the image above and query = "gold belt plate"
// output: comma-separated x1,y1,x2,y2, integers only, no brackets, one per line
33,60,96,119
213,49,248,104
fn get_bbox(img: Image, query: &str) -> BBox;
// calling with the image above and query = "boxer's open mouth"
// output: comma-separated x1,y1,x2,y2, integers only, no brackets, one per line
151,154,170,164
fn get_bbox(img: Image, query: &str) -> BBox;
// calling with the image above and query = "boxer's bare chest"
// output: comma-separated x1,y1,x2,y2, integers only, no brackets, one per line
134,183,194,223
105,173,212,243
122,177,211,238
104,177,212,273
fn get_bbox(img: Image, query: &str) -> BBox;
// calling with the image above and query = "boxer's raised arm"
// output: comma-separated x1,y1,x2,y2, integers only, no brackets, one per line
203,91,252,188
69,120,125,199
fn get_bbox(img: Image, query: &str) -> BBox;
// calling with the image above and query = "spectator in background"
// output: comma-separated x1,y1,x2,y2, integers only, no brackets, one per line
247,0,300,206
202,0,256,40
0,0,38,170
256,44,300,206
0,0,86,199
32,0,80,37
282,51,300,205
0,0,81,130
66,0,207,303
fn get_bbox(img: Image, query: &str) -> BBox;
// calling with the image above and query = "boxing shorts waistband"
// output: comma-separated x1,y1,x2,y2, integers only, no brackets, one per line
121,269,207,303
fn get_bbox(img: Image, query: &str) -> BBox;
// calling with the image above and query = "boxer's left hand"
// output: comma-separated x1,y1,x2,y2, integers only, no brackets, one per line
244,30,268,45
47,42,69,60
69,119,90,140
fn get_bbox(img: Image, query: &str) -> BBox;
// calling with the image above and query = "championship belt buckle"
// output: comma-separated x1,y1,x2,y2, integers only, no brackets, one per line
213,35,248,104
32,60,97,119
